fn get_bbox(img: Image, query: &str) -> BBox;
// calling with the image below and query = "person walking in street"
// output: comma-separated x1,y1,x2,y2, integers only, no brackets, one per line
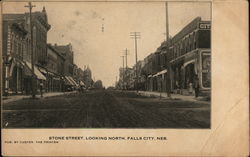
40,82,44,98
194,75,199,98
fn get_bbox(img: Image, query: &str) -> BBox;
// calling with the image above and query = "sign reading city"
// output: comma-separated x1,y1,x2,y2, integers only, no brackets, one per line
199,22,211,30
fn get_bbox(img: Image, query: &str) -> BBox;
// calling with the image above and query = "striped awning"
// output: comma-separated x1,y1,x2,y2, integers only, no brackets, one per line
79,81,85,86
153,69,167,77
24,61,46,80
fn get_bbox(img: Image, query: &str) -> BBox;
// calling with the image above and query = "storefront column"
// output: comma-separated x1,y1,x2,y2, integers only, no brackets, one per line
16,68,19,93
5,65,9,95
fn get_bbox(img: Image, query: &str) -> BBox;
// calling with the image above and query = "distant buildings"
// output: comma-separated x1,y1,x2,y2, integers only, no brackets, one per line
46,44,65,92
2,7,93,95
83,66,93,88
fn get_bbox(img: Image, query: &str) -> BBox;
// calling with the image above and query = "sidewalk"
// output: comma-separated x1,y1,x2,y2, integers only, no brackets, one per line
2,91,76,104
137,91,210,103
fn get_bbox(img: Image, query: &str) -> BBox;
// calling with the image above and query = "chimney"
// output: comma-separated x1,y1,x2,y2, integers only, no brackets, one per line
42,6,46,13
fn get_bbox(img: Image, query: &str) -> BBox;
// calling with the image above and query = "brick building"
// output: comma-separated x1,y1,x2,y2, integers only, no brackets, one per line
46,44,65,92
53,44,74,77
2,7,51,95
139,17,211,95
83,66,93,88
53,43,78,90
2,19,28,95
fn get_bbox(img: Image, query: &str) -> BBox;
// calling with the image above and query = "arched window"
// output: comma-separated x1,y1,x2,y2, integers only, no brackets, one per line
188,34,192,51
185,37,188,53
193,31,197,49
180,41,183,55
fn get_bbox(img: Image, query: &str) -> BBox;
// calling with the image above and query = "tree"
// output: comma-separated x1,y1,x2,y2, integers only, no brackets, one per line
93,80,103,89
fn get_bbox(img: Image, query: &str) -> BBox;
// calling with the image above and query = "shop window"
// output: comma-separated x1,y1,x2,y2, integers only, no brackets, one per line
18,43,21,57
13,40,17,55
181,40,183,55
177,43,180,57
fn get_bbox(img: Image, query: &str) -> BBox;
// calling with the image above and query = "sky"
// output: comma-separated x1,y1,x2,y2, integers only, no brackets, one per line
3,1,211,87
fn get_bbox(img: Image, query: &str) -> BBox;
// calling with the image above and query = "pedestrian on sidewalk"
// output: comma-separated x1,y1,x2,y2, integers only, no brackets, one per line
194,75,199,98
39,82,44,98
189,82,193,94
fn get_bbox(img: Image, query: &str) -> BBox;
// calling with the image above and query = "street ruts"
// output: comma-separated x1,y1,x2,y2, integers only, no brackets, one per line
2,90,210,128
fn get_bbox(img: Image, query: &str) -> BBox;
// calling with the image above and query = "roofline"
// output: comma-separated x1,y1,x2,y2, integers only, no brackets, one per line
47,44,65,60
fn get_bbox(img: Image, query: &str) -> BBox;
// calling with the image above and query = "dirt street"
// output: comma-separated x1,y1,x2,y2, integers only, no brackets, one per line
2,90,210,128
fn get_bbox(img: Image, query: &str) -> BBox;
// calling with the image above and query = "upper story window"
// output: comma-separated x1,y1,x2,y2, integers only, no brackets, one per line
13,40,17,55
26,16,30,25
193,32,196,49
18,43,22,56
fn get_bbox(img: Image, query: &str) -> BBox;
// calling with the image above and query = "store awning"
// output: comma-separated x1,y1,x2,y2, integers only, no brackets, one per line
79,81,85,86
69,77,79,87
53,76,61,81
63,77,72,86
65,76,75,86
64,76,79,87
48,71,55,76
153,69,167,77
9,58,25,77
183,59,196,67
38,67,47,74
24,61,46,80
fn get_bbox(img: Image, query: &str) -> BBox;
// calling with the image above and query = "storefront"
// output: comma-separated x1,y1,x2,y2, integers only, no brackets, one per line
146,75,153,91
152,69,167,92
199,50,211,91
8,58,25,94
63,76,78,91
169,50,196,94
169,49,210,95
23,61,47,94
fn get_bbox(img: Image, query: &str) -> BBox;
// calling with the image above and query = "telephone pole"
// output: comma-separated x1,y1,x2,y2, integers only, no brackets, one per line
124,48,129,69
130,32,140,92
165,1,171,98
121,56,125,90
25,2,36,99
165,2,169,41
115,76,118,88
123,48,129,89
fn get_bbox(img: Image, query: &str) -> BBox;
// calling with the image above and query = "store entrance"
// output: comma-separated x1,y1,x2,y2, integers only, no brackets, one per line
184,63,195,89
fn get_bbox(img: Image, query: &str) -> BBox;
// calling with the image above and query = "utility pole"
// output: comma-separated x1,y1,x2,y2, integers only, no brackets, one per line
165,2,169,41
121,56,125,90
124,48,129,69
130,32,140,92
115,76,117,88
101,18,105,32
25,2,36,99
123,48,129,89
165,1,171,98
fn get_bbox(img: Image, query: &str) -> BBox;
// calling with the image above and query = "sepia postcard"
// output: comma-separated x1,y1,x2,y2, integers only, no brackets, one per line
1,0,249,156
